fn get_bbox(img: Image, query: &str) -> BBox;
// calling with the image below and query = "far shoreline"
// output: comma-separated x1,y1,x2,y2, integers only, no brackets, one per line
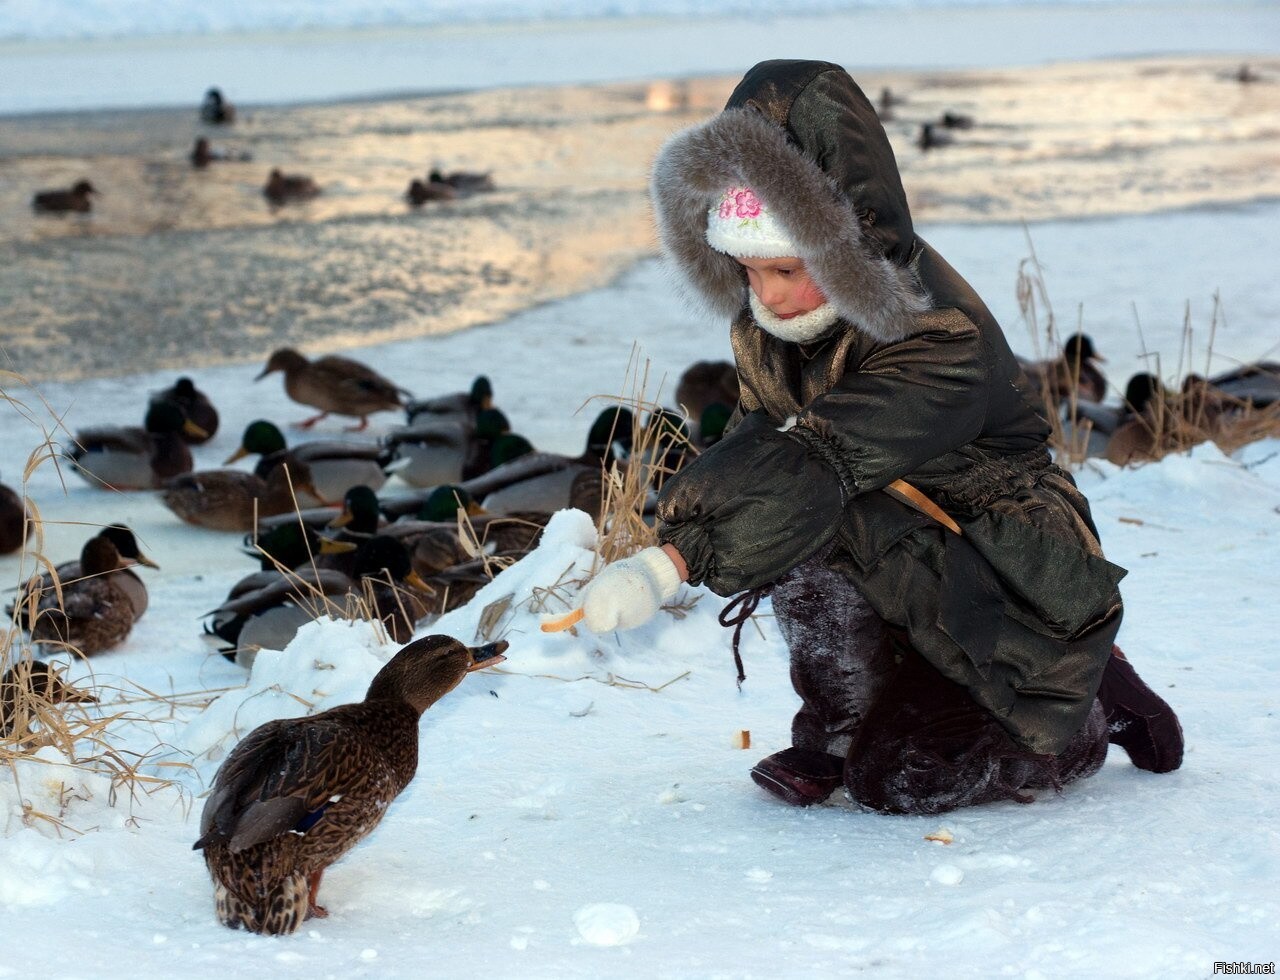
2,2,1277,116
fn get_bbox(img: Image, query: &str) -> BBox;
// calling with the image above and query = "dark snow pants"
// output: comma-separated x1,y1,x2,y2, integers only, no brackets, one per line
773,554,1109,816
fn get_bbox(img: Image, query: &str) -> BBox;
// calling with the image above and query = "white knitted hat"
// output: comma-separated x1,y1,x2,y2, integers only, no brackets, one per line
705,185,798,258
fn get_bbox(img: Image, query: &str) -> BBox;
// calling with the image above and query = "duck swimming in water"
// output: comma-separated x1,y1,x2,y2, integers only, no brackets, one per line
194,634,507,936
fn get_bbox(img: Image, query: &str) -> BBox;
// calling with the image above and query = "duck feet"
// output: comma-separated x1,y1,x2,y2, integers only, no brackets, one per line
305,870,328,919
295,412,329,429
343,417,370,433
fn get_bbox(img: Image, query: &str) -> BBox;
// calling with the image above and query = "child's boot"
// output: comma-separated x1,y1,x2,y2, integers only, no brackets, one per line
1097,647,1184,773
750,748,845,806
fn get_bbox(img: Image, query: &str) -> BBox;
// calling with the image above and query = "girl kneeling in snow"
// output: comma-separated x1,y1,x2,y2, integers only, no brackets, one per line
580,60,1183,815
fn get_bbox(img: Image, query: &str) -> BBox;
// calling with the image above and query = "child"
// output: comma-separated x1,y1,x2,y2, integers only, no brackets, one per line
580,60,1183,815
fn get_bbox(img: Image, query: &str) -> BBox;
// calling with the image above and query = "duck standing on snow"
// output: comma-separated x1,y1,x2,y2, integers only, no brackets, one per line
226,419,393,504
31,180,96,213
67,400,205,490
263,169,320,206
0,472,30,555
193,634,507,936
152,377,219,444
256,347,407,432
0,661,97,739
26,535,143,655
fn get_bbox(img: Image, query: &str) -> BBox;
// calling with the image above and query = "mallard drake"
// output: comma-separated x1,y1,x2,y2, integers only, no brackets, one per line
263,169,320,206
200,88,235,124
226,419,393,504
12,525,157,628
383,486,543,575
674,360,738,423
386,406,510,487
256,348,406,432
32,180,96,213
1206,361,1280,409
405,178,456,205
404,375,493,427
209,535,433,663
428,168,495,194
67,399,203,490
194,634,506,935
161,461,320,532
26,536,141,655
0,472,29,555
152,377,219,444
1,660,97,739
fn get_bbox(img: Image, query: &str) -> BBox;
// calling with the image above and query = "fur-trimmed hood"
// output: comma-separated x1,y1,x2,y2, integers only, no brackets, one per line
650,60,929,344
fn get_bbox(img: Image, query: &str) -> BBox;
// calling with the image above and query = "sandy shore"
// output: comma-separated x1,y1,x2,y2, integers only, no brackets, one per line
0,53,1277,381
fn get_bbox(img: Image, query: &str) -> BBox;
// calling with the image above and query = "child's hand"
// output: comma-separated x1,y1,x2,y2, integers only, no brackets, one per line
581,546,683,633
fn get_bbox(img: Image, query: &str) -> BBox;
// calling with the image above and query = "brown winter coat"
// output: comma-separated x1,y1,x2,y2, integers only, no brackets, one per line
650,60,1125,756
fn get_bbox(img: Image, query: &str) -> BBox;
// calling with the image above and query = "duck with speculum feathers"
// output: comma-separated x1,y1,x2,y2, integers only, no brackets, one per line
256,347,408,432
465,407,631,516
152,377,219,443
194,634,506,935
207,536,433,667
200,87,235,124
25,535,142,656
675,359,738,424
11,525,157,629
160,460,321,532
383,486,545,575
263,169,320,206
32,180,97,214
0,472,30,555
1,660,98,739
67,399,204,491
404,375,494,427
227,419,393,505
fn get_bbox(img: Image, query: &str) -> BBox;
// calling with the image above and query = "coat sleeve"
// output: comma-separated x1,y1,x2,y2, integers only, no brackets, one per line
797,309,990,492
656,410,848,595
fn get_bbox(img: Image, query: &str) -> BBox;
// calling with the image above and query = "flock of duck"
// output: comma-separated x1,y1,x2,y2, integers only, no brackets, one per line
29,88,496,215
0,347,735,667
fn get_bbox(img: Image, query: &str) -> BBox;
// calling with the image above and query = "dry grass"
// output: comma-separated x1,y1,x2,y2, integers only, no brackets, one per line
1017,239,1280,468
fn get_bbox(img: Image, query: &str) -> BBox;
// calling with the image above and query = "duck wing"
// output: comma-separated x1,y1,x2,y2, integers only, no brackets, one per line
196,714,371,853
313,357,404,406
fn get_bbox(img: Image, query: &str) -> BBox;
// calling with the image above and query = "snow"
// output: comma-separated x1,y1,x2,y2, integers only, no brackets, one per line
1,7,1278,975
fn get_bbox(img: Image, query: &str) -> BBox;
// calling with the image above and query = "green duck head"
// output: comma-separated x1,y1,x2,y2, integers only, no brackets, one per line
474,408,511,440
365,634,508,714
585,406,634,462
490,434,534,469
416,485,480,522
353,535,425,588
328,485,382,535
698,403,733,446
247,522,319,570
226,419,287,464
470,375,494,409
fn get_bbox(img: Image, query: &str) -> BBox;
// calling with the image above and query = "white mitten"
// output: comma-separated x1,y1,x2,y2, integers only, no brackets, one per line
581,547,683,633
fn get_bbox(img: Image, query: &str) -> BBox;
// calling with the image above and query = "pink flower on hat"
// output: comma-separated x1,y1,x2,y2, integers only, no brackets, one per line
718,196,735,219
733,188,761,220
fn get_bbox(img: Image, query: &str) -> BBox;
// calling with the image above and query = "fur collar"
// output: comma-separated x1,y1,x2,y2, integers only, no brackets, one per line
650,107,929,344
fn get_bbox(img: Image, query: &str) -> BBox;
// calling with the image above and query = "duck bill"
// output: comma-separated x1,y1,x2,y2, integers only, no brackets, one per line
223,446,250,465
466,640,509,671
132,550,161,570
318,537,358,555
404,570,434,593
327,508,354,529
183,419,210,441
466,500,487,516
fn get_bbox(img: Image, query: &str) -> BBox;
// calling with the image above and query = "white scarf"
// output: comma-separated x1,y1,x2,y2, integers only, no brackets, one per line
749,291,840,343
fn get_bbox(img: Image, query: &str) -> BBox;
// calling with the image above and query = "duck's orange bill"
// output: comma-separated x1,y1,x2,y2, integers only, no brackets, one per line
540,608,585,633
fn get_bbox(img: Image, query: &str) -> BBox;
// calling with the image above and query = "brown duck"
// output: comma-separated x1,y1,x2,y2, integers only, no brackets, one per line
32,180,96,213
12,525,157,629
0,660,97,739
27,535,141,655
263,169,320,205
256,347,407,431
193,634,507,935
160,461,321,532
0,472,29,555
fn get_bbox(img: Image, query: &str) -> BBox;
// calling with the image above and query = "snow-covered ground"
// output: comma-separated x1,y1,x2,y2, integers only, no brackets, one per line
1,194,1278,975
